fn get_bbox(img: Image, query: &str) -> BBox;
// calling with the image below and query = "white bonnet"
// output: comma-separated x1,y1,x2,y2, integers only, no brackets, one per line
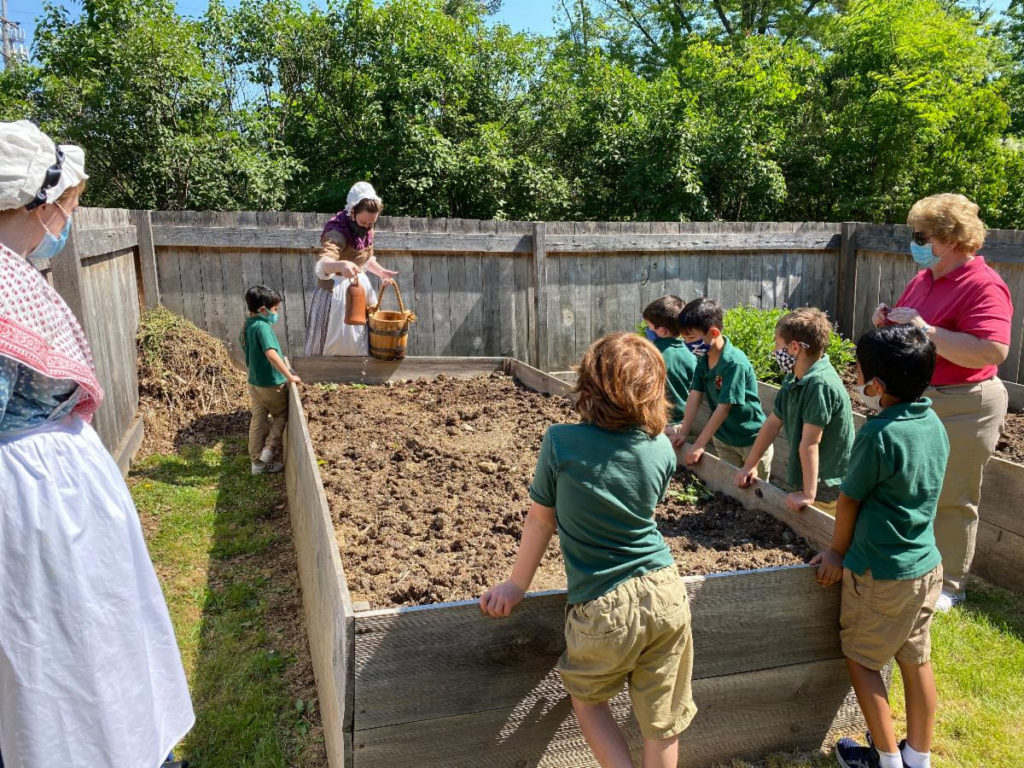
345,181,381,213
0,120,88,212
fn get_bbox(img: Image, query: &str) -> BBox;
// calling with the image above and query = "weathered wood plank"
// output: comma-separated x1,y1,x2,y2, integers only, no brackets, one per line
284,379,353,768
353,564,842,732
502,359,574,397
544,232,842,253
1005,379,1024,411
351,656,861,768
153,226,531,253
131,210,161,309
76,225,138,261
291,356,505,384
856,228,1024,265
532,222,548,370
111,414,145,477
836,223,860,338
972,519,1024,593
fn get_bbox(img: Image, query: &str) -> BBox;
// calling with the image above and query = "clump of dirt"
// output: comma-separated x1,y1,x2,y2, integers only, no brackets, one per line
304,375,812,609
136,306,249,454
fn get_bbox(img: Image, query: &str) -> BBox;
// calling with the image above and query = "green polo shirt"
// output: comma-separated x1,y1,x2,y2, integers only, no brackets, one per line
653,337,697,423
690,337,765,447
841,399,948,580
773,355,855,490
529,422,676,604
242,316,287,388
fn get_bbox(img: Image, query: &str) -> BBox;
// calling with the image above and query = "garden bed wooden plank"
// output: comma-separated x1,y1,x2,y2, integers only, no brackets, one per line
680,446,836,551
350,657,861,768
291,355,505,384
284,378,354,767
352,565,841,731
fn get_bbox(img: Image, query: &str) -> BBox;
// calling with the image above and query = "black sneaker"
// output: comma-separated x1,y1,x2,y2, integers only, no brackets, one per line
835,738,881,768
865,731,908,754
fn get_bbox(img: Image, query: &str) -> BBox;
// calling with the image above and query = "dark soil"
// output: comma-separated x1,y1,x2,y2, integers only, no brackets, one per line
304,375,813,609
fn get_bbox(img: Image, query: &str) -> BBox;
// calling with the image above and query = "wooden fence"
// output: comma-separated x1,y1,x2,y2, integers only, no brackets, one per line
149,213,1024,380
36,209,1024,471
38,207,158,471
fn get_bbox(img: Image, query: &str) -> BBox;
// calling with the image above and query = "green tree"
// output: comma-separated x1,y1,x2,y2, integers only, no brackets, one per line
24,0,298,210
784,0,1010,223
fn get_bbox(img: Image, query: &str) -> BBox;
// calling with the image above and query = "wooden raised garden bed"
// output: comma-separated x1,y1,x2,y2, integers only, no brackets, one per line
283,356,864,768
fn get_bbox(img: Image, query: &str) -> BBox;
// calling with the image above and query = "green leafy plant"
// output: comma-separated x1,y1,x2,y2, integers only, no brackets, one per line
723,305,855,385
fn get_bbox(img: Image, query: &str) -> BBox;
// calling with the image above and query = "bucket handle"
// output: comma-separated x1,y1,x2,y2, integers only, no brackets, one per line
370,280,407,315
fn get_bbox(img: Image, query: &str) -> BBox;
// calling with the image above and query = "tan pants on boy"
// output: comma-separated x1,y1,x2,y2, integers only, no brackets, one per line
713,437,774,483
926,377,1007,595
249,383,289,462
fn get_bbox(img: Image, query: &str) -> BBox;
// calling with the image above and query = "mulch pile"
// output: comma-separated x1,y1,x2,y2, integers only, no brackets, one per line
136,306,250,455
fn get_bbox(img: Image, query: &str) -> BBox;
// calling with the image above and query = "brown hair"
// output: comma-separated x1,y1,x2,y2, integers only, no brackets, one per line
642,295,685,336
907,193,985,253
775,307,831,357
352,198,383,215
574,332,669,438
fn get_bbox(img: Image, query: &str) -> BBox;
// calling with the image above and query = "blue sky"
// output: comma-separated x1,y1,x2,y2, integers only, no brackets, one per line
6,0,561,57
5,0,1014,60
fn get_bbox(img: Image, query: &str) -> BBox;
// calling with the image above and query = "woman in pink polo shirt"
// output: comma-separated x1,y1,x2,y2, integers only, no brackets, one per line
872,193,1011,611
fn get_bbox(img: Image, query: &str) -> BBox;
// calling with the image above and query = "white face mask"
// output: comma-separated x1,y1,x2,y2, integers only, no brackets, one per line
852,383,883,412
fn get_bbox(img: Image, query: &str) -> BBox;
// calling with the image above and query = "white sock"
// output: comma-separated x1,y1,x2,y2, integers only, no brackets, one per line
902,742,930,768
878,750,903,768
260,446,274,463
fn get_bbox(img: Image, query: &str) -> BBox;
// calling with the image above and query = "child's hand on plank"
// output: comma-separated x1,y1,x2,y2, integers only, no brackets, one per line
809,549,843,587
479,580,526,618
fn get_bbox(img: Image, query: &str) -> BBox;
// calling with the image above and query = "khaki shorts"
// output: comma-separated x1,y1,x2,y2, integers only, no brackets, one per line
840,564,943,671
712,437,773,483
557,567,697,741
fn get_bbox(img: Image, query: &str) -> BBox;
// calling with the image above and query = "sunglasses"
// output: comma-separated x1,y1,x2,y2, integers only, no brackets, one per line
25,147,65,211
912,231,930,247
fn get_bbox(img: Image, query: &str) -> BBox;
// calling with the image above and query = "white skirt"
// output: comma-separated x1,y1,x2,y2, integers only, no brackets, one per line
321,273,378,357
0,417,194,768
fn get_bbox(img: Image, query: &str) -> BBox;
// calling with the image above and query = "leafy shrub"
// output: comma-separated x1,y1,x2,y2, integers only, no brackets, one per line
723,305,855,385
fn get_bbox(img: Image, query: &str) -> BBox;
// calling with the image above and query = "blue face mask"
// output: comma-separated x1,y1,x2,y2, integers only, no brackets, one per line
910,241,941,269
685,338,710,356
28,214,72,265
644,328,658,342
262,309,279,324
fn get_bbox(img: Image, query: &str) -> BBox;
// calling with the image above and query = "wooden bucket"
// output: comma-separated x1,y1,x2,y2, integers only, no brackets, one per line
367,281,417,361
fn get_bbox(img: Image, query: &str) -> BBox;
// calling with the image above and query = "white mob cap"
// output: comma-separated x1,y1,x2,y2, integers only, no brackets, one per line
345,181,381,213
0,120,88,212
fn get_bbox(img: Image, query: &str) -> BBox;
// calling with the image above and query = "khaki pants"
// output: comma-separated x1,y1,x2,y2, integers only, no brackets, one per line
249,383,289,462
927,377,1007,595
713,437,773,483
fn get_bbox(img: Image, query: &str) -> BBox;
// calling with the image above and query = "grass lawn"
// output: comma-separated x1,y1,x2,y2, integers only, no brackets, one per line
130,433,326,768
131,432,1022,768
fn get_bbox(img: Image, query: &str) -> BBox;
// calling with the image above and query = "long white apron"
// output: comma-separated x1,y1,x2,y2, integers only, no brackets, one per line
321,272,378,357
0,417,194,768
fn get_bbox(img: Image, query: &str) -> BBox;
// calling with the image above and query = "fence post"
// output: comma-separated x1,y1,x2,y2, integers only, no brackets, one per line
50,223,91,336
836,222,859,338
532,221,548,370
131,209,161,310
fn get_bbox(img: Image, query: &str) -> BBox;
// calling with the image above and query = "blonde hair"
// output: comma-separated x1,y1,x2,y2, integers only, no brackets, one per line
0,181,85,224
907,193,986,253
776,307,832,357
574,332,669,438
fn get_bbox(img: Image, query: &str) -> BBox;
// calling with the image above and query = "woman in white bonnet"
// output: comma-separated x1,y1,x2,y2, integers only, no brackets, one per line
0,121,194,768
303,181,398,356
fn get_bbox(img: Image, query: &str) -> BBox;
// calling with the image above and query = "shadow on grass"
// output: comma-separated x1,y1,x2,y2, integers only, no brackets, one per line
131,412,326,768
959,576,1024,643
